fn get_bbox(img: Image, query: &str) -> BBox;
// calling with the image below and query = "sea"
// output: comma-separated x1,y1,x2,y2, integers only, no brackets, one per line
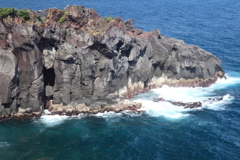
1,0,240,159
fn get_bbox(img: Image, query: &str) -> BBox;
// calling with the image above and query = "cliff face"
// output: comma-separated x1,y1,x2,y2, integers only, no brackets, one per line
0,5,224,119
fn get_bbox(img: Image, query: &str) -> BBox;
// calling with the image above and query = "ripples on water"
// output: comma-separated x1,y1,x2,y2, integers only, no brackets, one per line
1,0,240,159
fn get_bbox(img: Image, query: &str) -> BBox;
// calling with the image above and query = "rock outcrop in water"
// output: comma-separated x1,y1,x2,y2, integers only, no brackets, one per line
0,5,225,120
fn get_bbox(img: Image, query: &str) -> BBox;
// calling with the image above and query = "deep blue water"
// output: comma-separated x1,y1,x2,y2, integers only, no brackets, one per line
1,0,240,159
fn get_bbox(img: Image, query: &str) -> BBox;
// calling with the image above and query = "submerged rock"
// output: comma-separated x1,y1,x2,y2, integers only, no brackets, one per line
0,5,225,120
153,96,225,109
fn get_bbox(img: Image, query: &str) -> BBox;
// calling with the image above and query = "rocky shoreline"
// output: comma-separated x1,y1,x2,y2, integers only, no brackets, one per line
0,5,225,121
0,75,224,121
0,99,142,121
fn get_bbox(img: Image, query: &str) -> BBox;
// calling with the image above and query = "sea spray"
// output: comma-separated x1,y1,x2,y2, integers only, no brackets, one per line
131,74,239,119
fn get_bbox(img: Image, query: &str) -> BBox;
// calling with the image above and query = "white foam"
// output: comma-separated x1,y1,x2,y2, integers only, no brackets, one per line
34,110,90,128
208,75,240,90
94,111,123,118
35,115,69,127
34,110,142,127
43,109,52,115
122,110,143,117
0,142,10,148
132,74,238,119
41,113,89,126
204,94,234,110
138,100,189,119
93,110,142,118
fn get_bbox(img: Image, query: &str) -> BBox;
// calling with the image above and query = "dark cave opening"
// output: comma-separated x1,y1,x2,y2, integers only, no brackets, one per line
43,67,55,86
43,67,55,108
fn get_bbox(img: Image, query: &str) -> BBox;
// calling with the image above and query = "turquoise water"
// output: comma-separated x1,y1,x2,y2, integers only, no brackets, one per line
1,0,240,159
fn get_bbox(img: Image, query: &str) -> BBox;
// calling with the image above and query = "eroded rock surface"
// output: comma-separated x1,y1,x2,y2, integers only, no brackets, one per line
0,5,225,120
47,99,142,116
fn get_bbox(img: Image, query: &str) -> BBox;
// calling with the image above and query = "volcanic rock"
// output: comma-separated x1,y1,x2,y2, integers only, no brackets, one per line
0,5,225,119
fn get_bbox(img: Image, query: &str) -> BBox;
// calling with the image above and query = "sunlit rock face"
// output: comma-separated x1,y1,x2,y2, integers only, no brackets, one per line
0,5,224,119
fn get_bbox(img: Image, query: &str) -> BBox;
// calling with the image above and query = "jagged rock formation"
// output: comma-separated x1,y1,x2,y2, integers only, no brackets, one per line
0,5,225,120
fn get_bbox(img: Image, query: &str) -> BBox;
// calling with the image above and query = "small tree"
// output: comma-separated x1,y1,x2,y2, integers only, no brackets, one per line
17,10,30,21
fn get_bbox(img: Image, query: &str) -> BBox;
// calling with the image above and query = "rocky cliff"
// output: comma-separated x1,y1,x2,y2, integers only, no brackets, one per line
0,5,225,120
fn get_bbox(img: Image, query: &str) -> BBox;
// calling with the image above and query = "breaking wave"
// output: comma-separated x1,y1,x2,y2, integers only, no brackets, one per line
132,74,239,119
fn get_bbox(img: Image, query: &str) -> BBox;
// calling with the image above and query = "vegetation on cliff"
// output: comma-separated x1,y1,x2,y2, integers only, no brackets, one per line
0,7,30,20
17,10,30,20
35,15,42,22
0,6,121,37
104,15,114,23
58,12,68,24
0,7,18,19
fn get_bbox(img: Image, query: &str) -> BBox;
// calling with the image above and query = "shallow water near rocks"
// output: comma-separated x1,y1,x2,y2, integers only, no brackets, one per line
1,0,240,159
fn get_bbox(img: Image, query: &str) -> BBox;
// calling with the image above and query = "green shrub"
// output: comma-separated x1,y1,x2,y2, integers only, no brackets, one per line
36,15,42,22
104,15,114,23
17,10,30,21
58,16,64,24
0,7,18,19
58,12,68,25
